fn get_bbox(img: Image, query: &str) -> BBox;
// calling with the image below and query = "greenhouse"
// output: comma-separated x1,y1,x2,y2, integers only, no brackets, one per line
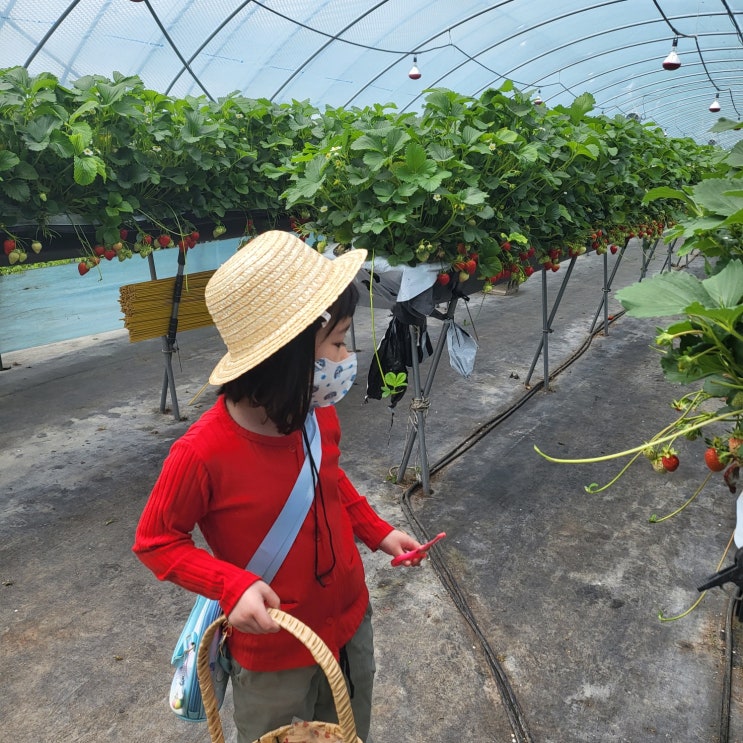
1,2,743,743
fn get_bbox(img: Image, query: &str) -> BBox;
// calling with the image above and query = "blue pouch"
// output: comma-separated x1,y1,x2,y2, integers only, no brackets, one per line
169,595,229,722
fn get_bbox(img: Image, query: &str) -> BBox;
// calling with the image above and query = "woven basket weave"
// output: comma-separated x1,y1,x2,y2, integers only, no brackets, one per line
197,608,363,743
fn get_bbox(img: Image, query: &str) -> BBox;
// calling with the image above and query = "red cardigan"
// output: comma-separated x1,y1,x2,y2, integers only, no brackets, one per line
132,397,394,671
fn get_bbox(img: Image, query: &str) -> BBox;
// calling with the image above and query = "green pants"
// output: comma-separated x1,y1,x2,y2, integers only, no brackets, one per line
230,605,375,742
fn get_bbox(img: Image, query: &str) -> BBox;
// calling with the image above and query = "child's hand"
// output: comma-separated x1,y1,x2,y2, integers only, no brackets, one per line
378,529,425,567
228,580,281,633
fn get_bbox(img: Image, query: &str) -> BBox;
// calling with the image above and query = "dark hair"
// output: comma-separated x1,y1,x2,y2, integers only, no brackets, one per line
219,281,359,434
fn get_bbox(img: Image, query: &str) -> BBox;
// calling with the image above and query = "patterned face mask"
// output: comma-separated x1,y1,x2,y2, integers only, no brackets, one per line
311,354,357,408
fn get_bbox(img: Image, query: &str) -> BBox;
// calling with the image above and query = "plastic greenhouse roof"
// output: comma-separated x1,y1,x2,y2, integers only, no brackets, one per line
1,0,741,148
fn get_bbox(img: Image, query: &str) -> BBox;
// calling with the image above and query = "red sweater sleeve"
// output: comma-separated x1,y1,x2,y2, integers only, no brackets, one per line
338,469,395,549
132,439,258,617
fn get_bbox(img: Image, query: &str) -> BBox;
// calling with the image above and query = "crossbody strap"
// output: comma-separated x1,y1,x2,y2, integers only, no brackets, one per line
246,410,322,583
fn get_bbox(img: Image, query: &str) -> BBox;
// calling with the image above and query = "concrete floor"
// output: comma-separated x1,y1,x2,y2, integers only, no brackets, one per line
1,242,741,743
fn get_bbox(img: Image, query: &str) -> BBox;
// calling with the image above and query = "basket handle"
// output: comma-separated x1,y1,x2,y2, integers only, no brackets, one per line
197,609,359,743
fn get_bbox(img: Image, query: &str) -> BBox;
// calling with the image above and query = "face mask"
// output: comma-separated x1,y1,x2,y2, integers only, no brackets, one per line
311,354,357,408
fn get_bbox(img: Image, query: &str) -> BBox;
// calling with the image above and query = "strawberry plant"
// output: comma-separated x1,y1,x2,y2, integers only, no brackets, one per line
0,66,715,276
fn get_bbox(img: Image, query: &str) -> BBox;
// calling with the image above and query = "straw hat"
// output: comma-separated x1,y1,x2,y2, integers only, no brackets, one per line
205,231,366,385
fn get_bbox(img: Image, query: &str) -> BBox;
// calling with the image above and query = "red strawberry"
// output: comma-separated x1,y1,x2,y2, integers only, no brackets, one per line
501,241,512,252
104,249,116,261
610,244,618,255
436,273,451,286
464,259,477,275
94,245,106,256
78,261,90,276
704,447,726,472
190,231,200,242
661,454,679,472
3,238,15,255
524,266,535,277
157,234,171,248
456,242,467,255
142,234,153,245
119,228,129,240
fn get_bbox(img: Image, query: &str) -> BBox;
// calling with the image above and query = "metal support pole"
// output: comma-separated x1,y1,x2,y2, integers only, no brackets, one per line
397,294,460,492
408,325,431,494
524,255,578,389
639,238,661,281
589,241,628,335
658,238,679,274
148,251,182,421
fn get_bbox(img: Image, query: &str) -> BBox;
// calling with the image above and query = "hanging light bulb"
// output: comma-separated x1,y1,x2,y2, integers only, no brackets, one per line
408,56,421,80
709,92,721,113
662,38,681,70
534,90,543,105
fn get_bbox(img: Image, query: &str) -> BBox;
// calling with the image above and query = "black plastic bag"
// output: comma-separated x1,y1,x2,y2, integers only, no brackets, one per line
366,316,432,408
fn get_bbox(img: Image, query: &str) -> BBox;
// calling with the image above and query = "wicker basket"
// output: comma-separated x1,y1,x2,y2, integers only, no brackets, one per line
197,608,363,743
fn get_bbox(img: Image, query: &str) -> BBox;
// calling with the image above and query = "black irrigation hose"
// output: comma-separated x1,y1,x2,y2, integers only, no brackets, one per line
720,587,741,743
398,309,628,743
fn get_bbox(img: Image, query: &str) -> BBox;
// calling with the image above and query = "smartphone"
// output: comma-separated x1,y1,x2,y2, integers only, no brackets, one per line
390,532,446,566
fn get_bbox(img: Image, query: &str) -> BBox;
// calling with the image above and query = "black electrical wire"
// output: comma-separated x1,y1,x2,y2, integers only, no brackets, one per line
397,308,629,743
719,586,741,743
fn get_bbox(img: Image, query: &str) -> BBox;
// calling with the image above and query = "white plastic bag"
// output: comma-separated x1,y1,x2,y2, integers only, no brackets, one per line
446,322,478,378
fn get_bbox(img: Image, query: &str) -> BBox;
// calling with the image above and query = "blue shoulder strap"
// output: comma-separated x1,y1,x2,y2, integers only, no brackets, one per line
246,410,321,583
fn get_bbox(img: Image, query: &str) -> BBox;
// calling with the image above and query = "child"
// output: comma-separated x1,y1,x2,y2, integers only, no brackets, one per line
133,230,423,742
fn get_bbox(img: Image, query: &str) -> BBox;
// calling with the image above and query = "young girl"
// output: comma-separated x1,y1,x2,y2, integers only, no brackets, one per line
133,230,423,742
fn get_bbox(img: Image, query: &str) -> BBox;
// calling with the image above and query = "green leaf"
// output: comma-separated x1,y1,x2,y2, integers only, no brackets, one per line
1,180,31,202
642,186,696,212
68,122,93,156
684,303,743,328
372,181,396,202
457,186,487,205
13,161,38,180
0,151,21,172
725,141,743,168
693,178,743,217
701,260,743,307
22,115,63,151
350,133,386,153
363,151,387,170
403,142,427,173
68,100,99,123
73,154,103,185
711,117,743,133
460,125,483,146
616,272,713,317
493,127,519,144
428,143,454,161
